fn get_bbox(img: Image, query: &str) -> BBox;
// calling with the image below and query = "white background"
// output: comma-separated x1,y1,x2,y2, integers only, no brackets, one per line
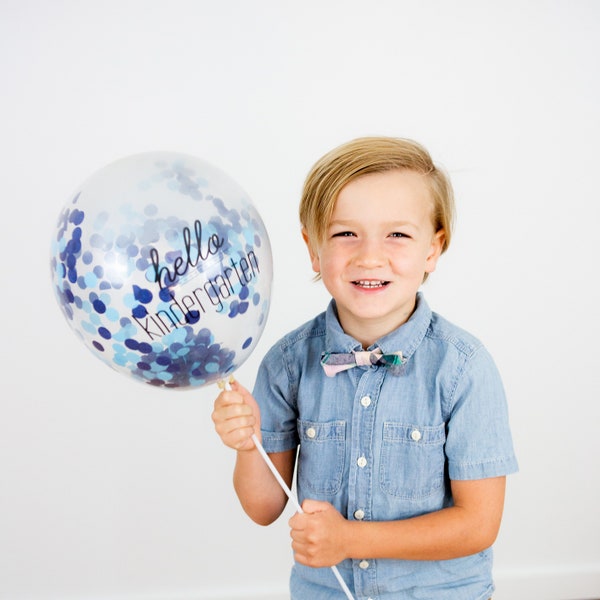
1,1,599,599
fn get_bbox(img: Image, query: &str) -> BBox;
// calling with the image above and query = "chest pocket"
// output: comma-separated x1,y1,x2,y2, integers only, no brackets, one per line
297,419,346,496
379,422,446,500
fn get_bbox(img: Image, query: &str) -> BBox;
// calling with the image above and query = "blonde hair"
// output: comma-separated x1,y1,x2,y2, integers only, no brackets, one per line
299,137,455,263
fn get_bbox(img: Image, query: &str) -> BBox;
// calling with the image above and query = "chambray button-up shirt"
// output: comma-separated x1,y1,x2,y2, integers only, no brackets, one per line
253,294,518,600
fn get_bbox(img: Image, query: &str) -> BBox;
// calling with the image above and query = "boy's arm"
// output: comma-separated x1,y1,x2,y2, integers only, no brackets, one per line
234,447,296,526
290,476,506,567
212,380,297,526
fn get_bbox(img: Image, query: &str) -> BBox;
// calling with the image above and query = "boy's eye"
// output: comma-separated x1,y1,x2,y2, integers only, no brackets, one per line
332,231,356,237
389,232,408,239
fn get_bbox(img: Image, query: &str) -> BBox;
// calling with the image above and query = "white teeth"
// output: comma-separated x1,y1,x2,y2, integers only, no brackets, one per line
355,280,386,288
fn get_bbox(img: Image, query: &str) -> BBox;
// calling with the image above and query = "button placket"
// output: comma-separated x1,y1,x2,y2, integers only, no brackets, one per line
349,368,385,598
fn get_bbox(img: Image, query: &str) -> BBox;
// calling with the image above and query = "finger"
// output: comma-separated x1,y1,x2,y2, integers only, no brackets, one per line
291,541,315,567
215,389,245,408
291,538,304,554
213,404,255,432
213,416,256,448
212,395,252,424
216,415,255,437
221,402,254,421
289,511,308,530
228,425,257,451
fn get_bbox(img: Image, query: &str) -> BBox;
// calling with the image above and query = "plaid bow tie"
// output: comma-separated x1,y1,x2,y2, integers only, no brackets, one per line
320,349,404,377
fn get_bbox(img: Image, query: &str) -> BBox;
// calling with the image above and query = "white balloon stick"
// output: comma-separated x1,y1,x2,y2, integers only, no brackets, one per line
217,379,355,600
250,432,354,600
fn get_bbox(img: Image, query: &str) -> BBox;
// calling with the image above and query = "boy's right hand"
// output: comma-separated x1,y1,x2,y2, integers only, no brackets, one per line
211,380,261,452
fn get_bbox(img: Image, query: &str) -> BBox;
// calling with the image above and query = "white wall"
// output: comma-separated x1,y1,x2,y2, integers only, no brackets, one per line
1,1,599,599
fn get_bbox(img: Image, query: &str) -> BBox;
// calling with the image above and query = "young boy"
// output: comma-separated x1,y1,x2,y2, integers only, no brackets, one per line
212,137,518,599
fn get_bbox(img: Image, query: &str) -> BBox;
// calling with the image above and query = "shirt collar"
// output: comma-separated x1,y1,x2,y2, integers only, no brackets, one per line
324,292,432,363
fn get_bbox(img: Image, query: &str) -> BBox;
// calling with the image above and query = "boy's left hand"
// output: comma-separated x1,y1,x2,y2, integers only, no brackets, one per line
289,499,349,568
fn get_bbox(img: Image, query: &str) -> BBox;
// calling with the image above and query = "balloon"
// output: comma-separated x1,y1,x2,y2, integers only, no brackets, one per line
50,152,272,389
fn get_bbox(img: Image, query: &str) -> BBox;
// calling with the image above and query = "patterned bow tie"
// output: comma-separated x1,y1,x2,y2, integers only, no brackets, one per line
320,350,404,377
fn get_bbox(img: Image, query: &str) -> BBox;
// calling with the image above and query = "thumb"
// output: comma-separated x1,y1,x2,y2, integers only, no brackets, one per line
301,499,331,515
229,379,259,410
229,378,251,397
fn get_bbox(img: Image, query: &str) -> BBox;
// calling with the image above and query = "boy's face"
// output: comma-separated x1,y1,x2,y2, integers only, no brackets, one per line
303,169,444,347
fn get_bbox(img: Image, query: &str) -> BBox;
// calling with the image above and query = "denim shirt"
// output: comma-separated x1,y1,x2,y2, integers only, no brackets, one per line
253,293,518,600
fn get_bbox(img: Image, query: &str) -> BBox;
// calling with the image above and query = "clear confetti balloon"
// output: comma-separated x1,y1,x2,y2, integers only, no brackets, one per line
50,152,273,389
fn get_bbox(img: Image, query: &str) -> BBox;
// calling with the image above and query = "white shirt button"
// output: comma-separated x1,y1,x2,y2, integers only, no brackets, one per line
360,395,372,407
354,509,365,520
357,456,367,468
411,429,422,442
359,559,370,569
306,427,316,439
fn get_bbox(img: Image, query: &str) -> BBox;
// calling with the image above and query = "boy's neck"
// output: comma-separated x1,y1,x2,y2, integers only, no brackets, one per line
337,301,417,349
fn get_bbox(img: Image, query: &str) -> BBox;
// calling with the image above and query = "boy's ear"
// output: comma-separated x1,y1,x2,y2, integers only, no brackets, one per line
425,229,445,274
302,228,321,274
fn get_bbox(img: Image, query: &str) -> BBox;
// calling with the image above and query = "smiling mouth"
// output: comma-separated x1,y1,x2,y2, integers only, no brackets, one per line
353,279,390,289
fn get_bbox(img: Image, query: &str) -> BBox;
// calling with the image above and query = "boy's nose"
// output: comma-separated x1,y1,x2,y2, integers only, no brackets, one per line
355,239,385,267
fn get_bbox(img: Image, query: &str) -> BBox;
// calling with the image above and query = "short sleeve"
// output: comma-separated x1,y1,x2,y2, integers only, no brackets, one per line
445,346,518,480
252,342,300,454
